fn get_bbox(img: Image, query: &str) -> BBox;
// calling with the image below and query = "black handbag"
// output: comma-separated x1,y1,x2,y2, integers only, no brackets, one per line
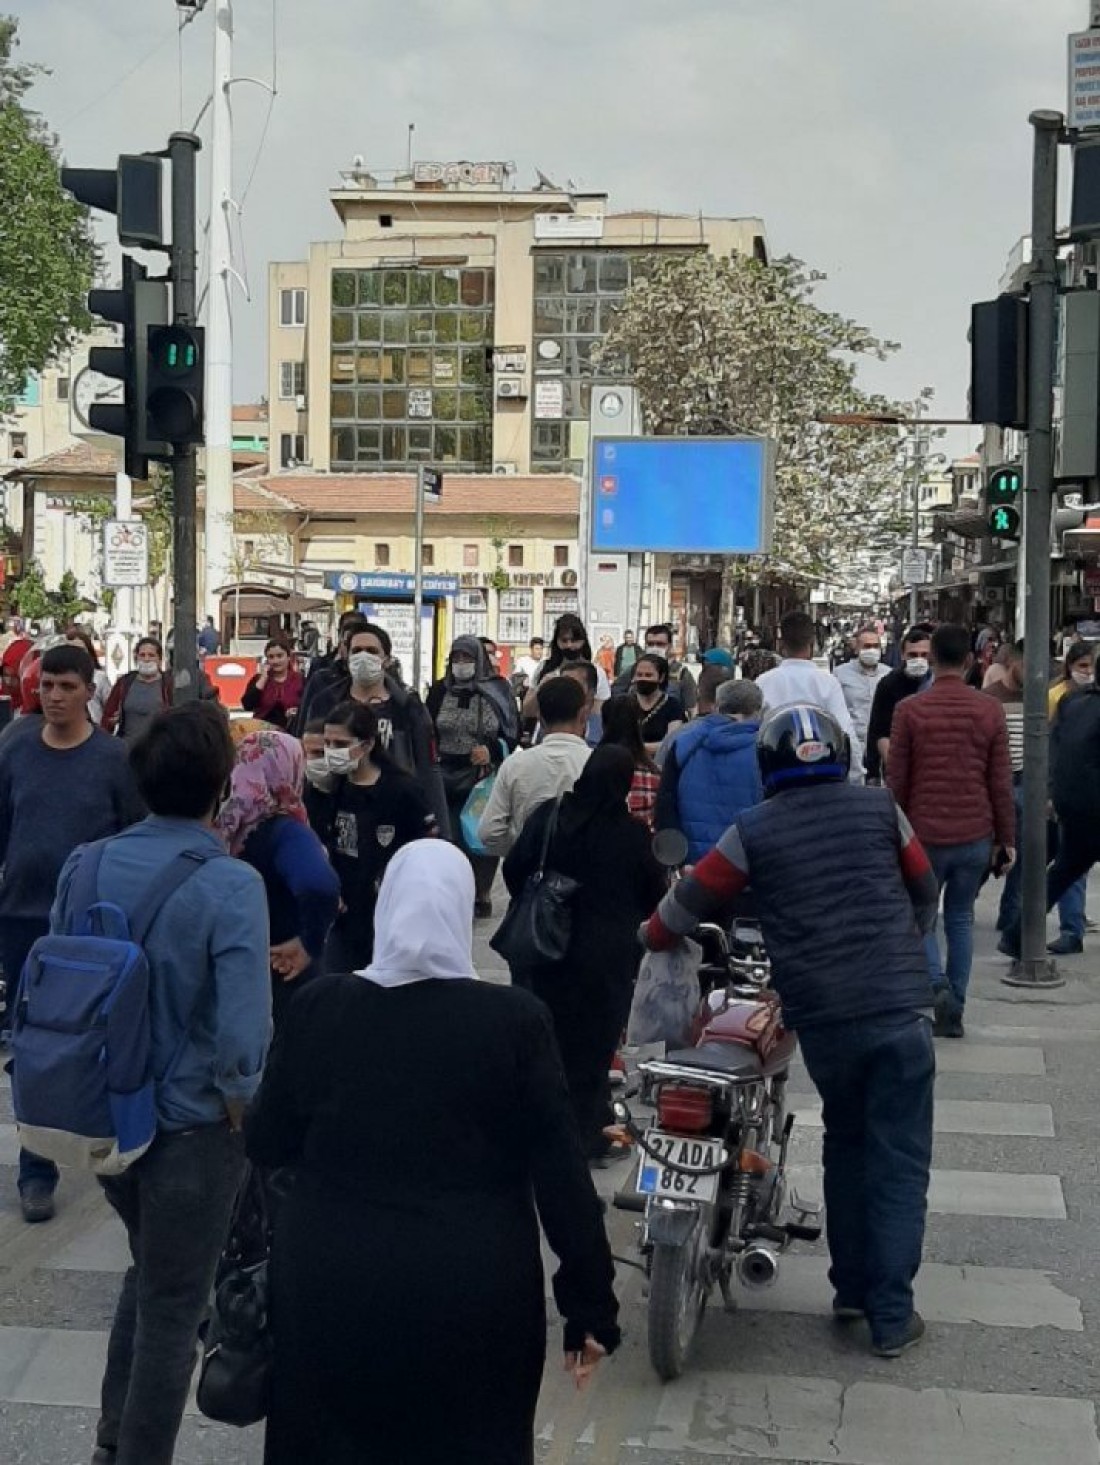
490,797,580,967
196,1163,273,1428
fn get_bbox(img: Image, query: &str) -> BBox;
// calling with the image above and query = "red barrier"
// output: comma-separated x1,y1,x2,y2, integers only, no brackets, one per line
204,655,258,711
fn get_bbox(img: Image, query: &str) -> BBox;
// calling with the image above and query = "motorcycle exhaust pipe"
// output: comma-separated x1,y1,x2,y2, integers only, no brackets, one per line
737,1242,779,1288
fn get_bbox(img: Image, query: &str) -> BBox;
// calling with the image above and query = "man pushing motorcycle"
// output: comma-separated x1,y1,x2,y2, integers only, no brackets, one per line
643,703,939,1359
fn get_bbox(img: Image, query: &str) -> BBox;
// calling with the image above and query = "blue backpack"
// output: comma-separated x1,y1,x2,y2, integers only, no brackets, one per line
11,840,217,1176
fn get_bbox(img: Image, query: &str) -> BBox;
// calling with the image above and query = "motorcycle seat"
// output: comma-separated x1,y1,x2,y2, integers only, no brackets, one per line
664,1042,763,1079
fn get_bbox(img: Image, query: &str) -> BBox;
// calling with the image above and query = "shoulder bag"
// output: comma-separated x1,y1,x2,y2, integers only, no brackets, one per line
490,797,580,968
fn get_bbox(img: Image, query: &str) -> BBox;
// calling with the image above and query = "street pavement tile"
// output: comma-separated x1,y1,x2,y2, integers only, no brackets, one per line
789,1097,1055,1137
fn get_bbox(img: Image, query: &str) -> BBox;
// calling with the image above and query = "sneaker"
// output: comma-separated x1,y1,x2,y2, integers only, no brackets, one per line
932,989,952,1038
589,1141,631,1169
872,1311,925,1358
19,1180,56,1224
832,1299,866,1321
997,933,1021,959
474,898,493,920
943,1006,965,1039
1086,917,1098,933
91,1448,117,1464
1047,935,1084,956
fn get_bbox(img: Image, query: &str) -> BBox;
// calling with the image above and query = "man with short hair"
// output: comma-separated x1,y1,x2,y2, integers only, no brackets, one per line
0,644,145,1221
655,663,733,768
197,615,220,658
295,611,368,729
983,641,1026,939
888,623,1015,1036
834,625,892,756
52,702,271,1465
756,610,863,776
866,626,933,781
613,629,639,679
656,678,764,861
515,636,545,684
561,658,602,747
478,676,591,855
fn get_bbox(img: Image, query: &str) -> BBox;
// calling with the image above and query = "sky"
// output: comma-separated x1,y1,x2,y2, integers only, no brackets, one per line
9,0,1094,458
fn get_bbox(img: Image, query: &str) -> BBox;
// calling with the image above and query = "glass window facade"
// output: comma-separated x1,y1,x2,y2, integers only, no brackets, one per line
330,267,494,472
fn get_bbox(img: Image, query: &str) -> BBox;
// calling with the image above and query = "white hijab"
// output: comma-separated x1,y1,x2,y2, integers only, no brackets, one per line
357,839,478,988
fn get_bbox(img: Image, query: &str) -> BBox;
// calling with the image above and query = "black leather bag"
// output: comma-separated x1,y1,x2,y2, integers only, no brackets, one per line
490,798,580,967
197,1163,273,1427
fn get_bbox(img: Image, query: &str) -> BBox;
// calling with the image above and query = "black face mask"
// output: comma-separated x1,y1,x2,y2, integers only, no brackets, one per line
559,646,583,660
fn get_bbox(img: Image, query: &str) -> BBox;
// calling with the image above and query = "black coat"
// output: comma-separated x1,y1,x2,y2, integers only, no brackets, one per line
245,975,619,1465
1052,684,1100,824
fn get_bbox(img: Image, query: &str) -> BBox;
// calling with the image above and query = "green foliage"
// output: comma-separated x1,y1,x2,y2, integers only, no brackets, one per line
597,252,909,586
0,17,97,412
8,560,52,621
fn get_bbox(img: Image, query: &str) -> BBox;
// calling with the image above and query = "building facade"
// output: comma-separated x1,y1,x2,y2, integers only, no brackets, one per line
267,160,766,480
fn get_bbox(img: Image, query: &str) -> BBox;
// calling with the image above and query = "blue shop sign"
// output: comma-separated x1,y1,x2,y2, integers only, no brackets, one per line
324,571,458,597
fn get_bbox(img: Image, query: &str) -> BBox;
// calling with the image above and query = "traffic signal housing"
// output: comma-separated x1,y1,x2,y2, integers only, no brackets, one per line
82,258,170,480
970,296,1029,429
987,464,1022,540
146,325,205,445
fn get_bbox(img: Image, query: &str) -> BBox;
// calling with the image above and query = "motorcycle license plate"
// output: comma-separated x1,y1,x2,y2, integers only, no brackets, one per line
636,1131,724,1205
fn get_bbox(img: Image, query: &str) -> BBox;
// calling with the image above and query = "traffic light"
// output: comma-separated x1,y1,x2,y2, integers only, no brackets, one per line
987,464,1022,539
146,325,205,444
970,296,1029,429
60,155,164,248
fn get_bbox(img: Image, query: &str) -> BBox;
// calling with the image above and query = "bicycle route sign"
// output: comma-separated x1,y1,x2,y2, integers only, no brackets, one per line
103,519,150,588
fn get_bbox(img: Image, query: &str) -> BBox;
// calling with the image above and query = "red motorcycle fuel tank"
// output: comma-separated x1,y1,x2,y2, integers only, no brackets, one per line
697,994,796,1075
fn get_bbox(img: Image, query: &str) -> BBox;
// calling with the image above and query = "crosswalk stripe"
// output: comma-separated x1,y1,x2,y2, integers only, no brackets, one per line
789,1163,1067,1219
932,1042,1045,1075
789,1096,1055,1137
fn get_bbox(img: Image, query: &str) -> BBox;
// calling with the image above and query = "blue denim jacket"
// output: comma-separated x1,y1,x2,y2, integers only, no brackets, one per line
52,816,272,1131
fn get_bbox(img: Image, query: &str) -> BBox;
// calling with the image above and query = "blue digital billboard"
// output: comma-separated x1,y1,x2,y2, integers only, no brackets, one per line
589,436,775,555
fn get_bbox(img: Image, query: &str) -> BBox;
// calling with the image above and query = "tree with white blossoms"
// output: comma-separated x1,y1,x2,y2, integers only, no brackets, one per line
597,252,911,605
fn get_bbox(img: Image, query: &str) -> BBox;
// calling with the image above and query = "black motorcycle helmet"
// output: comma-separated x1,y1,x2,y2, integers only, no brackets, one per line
756,703,850,797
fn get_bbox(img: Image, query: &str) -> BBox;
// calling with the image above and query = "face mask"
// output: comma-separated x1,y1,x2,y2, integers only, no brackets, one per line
348,651,385,685
559,646,582,661
304,756,331,788
136,659,159,680
858,647,881,668
904,657,929,680
452,662,476,682
1072,669,1093,686
325,746,360,775
635,681,660,698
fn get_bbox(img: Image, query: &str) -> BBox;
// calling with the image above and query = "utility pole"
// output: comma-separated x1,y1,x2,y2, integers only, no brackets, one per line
412,465,426,694
909,398,925,624
203,0,236,616
1005,110,1065,989
168,132,203,703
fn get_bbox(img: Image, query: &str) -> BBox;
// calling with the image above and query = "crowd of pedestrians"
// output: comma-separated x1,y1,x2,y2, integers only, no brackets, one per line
0,602,1094,1461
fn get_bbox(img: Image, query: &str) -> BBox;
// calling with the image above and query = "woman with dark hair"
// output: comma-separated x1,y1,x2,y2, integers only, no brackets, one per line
101,636,171,741
63,625,111,724
240,634,304,728
217,729,340,1026
426,636,517,918
599,694,660,828
503,746,666,1161
629,652,683,752
309,700,439,971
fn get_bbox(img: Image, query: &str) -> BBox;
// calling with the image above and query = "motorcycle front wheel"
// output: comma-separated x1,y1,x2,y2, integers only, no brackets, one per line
647,1222,710,1380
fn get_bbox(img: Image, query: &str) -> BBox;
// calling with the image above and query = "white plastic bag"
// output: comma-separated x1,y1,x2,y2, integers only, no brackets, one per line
626,939,703,1048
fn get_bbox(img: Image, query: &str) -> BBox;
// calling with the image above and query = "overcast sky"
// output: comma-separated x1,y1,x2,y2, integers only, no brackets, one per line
10,0,1092,454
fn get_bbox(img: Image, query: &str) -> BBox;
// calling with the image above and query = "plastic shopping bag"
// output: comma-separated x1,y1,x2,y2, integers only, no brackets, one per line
460,774,496,856
626,939,703,1048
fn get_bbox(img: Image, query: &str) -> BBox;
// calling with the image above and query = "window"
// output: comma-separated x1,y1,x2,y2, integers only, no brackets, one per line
374,543,391,567
553,544,569,568
280,288,307,327
279,432,306,467
279,361,306,400
463,543,479,567
421,543,435,567
9,432,27,460
508,544,524,568
56,376,70,401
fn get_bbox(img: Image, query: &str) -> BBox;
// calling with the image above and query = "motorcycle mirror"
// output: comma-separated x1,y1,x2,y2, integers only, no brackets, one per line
652,829,689,869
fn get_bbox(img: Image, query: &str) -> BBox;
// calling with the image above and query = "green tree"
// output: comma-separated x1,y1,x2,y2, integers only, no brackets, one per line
597,253,908,592
8,560,52,621
0,16,97,411
52,569,84,626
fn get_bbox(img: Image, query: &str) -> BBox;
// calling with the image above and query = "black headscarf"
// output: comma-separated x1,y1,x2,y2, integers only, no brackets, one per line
557,744,635,840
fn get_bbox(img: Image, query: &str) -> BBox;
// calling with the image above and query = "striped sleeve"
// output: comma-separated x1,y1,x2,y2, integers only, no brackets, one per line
895,804,939,932
645,824,751,949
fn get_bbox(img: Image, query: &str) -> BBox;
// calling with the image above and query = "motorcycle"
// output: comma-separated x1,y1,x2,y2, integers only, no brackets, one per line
614,834,822,1379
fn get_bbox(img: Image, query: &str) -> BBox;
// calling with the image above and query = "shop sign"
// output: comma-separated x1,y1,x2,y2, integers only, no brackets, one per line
412,160,506,186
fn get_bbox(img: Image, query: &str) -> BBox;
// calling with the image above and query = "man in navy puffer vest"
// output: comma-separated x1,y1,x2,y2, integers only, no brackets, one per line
655,678,764,862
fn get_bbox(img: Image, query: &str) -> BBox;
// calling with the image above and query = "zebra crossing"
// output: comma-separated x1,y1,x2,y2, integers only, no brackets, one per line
0,1008,1097,1462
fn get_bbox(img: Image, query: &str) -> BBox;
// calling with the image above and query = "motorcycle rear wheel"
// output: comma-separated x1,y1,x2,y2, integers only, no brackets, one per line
647,1226,709,1380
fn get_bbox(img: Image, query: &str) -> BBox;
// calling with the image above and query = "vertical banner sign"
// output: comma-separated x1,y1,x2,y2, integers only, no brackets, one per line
102,519,150,587
1069,30,1100,129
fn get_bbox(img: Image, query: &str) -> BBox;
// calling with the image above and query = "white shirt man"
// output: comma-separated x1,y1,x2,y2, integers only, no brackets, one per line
477,676,591,855
514,638,545,684
756,612,863,780
833,627,892,751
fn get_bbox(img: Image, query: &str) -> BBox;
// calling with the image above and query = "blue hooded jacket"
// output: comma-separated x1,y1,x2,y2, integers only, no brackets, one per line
671,714,764,862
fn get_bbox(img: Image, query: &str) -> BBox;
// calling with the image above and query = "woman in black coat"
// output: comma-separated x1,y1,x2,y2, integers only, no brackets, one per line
503,745,667,1161
245,838,619,1465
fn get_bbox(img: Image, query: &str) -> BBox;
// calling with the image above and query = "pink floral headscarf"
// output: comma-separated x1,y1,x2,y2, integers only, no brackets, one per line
216,729,308,856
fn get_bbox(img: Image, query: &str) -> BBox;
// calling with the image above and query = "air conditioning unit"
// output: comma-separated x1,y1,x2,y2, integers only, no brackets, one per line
493,461,518,476
295,393,307,411
496,378,527,400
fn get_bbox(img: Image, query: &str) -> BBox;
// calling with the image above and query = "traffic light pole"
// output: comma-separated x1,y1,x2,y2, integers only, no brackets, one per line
167,132,202,705
1005,110,1065,989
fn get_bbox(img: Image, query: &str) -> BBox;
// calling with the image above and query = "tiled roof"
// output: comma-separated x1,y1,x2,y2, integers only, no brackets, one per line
3,440,125,481
239,472,580,517
232,403,268,422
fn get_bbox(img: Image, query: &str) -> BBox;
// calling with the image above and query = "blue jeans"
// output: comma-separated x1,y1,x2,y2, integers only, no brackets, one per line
924,838,992,1010
798,1012,935,1347
1059,876,1087,940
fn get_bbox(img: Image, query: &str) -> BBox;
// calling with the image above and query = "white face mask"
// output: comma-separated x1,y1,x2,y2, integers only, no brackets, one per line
348,651,385,685
1071,668,1093,687
904,656,929,680
325,745,360,775
452,661,476,682
858,647,882,668
304,756,331,788
136,658,160,680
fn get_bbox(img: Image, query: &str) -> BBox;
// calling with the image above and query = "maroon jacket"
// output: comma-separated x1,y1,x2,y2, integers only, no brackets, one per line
887,675,1015,848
